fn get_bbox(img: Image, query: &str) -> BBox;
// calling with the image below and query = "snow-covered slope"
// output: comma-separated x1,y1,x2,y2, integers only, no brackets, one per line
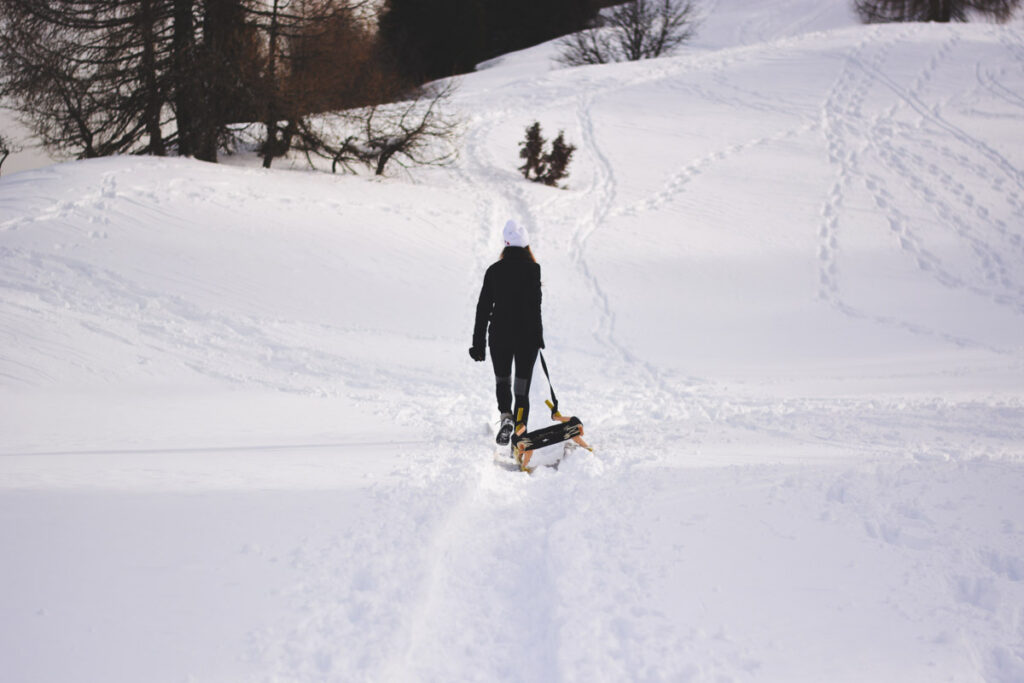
3,4,1024,682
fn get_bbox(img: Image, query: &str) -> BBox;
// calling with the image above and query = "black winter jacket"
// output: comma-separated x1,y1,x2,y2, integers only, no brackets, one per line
473,248,544,351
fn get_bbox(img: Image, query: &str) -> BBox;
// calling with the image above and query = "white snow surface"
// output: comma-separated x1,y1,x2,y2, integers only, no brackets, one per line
3,2,1024,681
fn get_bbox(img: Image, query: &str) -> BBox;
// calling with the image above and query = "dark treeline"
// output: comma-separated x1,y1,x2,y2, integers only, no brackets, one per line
0,0,402,166
378,0,601,82
855,0,1020,22
0,0,609,168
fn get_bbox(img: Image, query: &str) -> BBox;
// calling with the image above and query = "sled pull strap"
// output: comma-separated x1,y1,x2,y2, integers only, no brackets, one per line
545,400,560,419
539,350,558,417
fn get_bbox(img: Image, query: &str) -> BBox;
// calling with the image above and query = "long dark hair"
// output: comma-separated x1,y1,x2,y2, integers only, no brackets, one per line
500,245,536,262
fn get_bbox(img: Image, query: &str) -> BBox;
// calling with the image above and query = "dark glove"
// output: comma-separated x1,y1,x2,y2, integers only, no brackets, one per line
539,338,545,350
468,346,485,362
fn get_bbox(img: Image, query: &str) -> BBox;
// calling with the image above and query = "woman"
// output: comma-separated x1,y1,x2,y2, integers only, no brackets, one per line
469,219,545,445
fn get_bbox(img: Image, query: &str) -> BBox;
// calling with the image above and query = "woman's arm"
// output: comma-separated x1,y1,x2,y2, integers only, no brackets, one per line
472,268,493,351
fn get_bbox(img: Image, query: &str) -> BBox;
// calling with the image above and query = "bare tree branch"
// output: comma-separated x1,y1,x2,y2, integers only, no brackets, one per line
854,0,1021,23
558,0,697,66
291,80,461,176
0,130,20,176
0,0,172,158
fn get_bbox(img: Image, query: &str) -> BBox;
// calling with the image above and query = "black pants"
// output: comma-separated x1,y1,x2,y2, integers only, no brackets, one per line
490,343,539,428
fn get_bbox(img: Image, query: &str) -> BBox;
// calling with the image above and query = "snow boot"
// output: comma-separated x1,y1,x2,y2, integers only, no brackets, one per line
496,412,514,445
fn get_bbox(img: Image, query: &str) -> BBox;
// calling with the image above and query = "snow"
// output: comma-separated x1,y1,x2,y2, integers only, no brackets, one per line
3,1,1024,681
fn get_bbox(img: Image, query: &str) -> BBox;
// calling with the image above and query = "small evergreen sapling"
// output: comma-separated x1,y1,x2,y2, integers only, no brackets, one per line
541,131,576,187
518,121,546,180
517,121,576,188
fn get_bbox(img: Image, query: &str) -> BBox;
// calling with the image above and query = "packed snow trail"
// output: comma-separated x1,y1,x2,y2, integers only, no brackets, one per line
3,7,1024,683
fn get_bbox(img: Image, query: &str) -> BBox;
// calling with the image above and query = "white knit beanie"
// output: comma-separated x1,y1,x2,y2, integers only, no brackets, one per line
503,219,529,247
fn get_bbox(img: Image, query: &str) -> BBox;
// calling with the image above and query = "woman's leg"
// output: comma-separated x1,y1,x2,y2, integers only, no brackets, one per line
512,345,539,428
489,344,514,416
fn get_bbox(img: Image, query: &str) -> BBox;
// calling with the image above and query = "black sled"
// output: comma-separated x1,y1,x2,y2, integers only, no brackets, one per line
512,400,592,473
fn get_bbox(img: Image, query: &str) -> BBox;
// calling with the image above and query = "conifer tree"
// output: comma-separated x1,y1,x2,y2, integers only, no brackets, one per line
518,122,547,180
517,122,575,188
541,132,576,187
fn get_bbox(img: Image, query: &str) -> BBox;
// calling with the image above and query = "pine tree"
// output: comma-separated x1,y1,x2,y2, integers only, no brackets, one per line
517,122,575,188
518,121,546,180
541,131,576,187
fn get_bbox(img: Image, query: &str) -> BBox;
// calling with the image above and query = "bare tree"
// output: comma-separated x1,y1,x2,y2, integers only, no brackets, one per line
258,0,287,167
0,0,254,162
558,28,616,66
855,0,1021,22
558,0,698,66
0,0,458,172
190,0,264,162
171,0,198,156
0,131,19,176
255,0,389,168
292,81,460,176
0,0,174,158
